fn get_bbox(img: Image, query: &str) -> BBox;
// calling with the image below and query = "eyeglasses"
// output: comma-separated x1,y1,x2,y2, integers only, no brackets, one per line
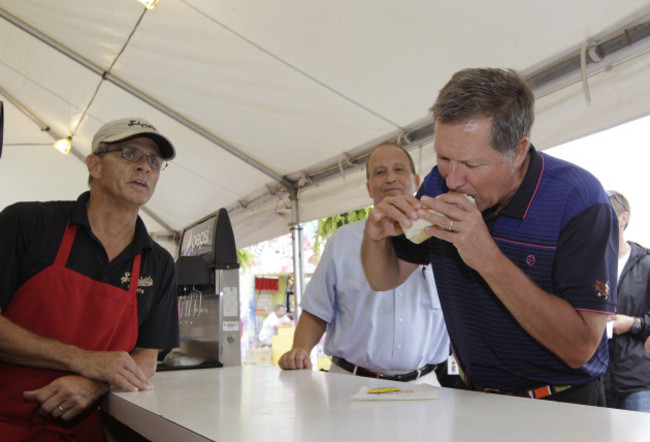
97,146,167,170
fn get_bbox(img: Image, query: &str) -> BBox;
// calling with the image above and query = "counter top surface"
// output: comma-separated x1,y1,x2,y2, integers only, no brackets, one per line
103,365,650,442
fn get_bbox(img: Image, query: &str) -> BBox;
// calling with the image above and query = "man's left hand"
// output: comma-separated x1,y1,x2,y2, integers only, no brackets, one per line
419,193,497,271
23,375,108,421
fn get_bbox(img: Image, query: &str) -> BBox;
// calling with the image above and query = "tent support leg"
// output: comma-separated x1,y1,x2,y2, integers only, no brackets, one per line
289,195,304,322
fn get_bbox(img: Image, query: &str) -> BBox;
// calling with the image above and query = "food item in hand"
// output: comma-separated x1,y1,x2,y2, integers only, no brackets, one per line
401,193,476,244
401,210,445,244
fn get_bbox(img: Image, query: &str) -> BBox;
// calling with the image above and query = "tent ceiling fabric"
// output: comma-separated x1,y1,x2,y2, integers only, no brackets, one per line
1,1,650,250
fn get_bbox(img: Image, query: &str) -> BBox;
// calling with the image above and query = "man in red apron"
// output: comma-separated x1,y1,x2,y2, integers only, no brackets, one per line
0,118,180,441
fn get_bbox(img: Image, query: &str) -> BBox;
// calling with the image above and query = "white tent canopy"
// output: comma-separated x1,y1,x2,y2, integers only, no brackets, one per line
2,0,650,253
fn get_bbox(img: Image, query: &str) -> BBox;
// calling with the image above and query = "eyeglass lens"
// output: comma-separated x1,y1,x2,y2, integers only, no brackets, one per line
112,146,166,170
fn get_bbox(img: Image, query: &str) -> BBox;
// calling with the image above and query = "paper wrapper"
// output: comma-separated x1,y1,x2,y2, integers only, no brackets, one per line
351,384,440,401
401,193,475,244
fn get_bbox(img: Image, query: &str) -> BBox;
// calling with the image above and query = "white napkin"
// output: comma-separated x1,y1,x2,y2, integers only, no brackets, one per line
351,384,439,401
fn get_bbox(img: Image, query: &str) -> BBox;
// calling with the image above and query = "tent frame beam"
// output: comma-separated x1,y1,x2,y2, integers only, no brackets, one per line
4,6,649,224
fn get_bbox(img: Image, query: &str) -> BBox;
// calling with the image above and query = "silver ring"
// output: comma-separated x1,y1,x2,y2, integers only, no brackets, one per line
448,220,454,231
57,405,65,412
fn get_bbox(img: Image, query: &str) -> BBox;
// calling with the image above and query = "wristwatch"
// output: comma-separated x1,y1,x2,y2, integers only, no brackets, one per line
631,317,642,335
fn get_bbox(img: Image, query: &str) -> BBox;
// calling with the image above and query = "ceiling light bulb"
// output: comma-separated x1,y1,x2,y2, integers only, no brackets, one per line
53,137,72,155
138,0,160,9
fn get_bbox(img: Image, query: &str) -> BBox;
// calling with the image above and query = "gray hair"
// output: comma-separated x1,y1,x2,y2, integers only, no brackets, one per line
88,141,111,187
430,68,535,156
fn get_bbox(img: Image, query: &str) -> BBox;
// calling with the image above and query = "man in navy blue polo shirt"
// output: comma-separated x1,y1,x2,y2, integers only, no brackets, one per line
361,68,617,406
0,118,180,439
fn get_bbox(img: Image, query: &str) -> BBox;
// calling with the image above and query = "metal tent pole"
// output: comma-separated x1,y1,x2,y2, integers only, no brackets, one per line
289,194,304,321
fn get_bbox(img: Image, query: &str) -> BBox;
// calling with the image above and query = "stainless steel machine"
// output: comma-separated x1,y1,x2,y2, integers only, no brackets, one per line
161,208,241,369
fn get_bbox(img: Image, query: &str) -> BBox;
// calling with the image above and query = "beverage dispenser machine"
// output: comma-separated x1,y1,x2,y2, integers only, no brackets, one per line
162,208,241,369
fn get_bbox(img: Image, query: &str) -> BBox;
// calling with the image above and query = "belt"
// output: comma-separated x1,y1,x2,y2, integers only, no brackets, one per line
331,356,437,382
457,360,573,399
471,382,574,399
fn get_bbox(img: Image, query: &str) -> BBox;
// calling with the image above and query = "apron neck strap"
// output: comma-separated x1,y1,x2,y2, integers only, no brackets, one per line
54,222,77,266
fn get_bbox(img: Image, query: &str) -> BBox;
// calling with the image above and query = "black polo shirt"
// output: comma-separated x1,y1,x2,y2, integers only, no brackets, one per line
0,192,179,349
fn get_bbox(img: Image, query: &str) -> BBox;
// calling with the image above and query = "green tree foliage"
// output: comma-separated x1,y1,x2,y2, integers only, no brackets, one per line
313,207,371,260
237,206,371,273
237,248,256,273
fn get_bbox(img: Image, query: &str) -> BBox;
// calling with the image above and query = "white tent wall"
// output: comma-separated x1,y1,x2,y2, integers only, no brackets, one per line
1,0,650,252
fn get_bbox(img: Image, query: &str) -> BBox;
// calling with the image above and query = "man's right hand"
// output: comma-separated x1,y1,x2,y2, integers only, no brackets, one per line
362,194,423,292
278,348,312,370
365,194,424,242
73,350,153,392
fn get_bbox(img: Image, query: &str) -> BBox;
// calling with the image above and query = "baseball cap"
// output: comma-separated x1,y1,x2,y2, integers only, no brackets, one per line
92,117,175,160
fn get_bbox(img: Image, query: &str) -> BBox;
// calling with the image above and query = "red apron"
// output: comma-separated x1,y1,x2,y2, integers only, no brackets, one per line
0,223,141,441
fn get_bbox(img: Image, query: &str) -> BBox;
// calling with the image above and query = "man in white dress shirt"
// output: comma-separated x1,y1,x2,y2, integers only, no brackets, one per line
279,143,450,386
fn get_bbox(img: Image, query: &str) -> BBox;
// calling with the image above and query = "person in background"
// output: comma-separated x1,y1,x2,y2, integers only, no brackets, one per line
0,117,180,440
279,143,450,386
259,304,292,347
605,190,650,412
361,68,617,405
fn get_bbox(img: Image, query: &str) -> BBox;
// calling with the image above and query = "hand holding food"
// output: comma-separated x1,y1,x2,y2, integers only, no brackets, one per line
401,192,476,244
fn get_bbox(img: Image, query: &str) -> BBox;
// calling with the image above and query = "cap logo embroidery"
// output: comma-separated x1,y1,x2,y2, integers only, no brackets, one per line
594,280,610,299
127,120,156,131
526,255,536,266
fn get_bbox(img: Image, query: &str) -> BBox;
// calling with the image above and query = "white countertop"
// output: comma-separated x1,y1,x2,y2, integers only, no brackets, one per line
102,365,650,442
